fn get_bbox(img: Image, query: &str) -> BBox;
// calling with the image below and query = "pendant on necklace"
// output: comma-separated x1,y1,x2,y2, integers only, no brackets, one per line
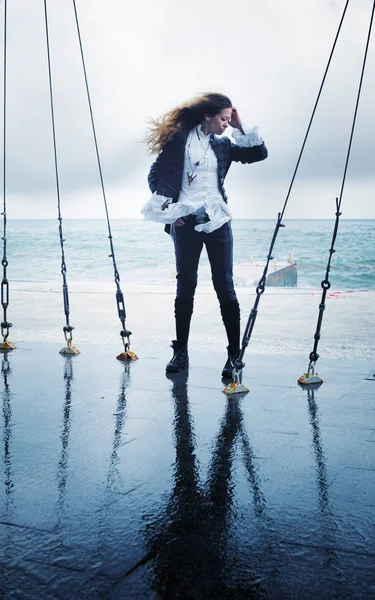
194,161,200,166
187,172,197,186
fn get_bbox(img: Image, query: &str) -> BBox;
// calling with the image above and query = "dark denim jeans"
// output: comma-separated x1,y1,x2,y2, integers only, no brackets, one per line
171,216,237,303
171,216,240,349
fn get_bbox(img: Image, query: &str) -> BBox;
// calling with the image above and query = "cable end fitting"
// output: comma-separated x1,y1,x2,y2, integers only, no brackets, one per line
117,350,138,362
0,340,16,351
117,329,138,361
60,345,80,356
223,381,249,395
61,325,79,354
298,360,323,386
298,372,323,386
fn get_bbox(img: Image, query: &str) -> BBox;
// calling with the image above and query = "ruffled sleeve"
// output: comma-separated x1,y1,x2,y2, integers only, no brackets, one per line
231,124,263,147
141,192,193,224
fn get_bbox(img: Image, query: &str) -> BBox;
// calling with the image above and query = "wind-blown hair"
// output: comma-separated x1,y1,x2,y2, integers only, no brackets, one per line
145,92,232,154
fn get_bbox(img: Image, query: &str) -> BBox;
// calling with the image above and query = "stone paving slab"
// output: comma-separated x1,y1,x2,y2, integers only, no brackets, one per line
0,342,374,599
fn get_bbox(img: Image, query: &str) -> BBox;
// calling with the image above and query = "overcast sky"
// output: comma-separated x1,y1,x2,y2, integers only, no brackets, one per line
1,0,374,219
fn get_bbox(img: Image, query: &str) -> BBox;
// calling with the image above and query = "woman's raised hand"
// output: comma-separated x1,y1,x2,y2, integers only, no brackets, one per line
229,107,243,132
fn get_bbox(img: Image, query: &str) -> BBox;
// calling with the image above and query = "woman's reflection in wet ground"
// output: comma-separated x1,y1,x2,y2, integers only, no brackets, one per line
145,372,267,599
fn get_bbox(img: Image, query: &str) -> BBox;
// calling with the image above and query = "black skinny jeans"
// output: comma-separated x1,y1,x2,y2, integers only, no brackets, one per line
171,215,240,351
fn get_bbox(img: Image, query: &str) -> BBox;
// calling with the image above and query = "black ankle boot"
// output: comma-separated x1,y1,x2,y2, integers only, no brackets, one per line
221,346,240,379
166,341,189,373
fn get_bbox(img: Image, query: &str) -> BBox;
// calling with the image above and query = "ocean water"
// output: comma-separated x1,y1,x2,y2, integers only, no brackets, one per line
5,218,375,290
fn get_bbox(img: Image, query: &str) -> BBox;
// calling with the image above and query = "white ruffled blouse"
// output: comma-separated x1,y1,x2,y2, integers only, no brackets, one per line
141,123,263,233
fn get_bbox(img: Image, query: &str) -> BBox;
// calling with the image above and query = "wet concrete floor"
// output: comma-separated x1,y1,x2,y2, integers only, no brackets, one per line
0,343,374,599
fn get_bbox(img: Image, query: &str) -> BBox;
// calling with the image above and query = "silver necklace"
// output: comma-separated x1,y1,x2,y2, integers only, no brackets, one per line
186,127,211,186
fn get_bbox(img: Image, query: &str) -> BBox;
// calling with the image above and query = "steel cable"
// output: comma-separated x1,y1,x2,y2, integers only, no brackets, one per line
71,0,133,354
306,0,375,372
0,0,12,346
234,0,353,376
43,0,76,350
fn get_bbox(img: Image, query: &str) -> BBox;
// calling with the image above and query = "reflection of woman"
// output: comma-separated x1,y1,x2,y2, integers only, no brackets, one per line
142,93,268,376
146,374,266,598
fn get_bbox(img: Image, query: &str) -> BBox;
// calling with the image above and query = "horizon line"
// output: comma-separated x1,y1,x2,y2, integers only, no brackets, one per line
6,217,375,221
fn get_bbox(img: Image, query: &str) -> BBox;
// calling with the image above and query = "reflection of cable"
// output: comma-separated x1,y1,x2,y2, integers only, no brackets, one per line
306,388,330,513
1,352,14,565
96,364,131,563
106,364,130,491
241,429,266,517
1,353,14,511
56,357,74,518
306,388,339,564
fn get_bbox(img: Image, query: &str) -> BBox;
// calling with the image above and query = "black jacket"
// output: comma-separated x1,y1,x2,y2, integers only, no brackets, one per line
148,129,268,233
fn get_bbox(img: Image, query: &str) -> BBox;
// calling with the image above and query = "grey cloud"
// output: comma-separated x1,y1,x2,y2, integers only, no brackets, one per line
2,0,375,218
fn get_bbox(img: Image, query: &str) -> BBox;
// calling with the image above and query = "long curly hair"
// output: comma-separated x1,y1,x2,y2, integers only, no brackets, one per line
145,92,232,154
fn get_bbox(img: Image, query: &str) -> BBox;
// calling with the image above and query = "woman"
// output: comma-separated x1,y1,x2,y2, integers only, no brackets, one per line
142,92,268,376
